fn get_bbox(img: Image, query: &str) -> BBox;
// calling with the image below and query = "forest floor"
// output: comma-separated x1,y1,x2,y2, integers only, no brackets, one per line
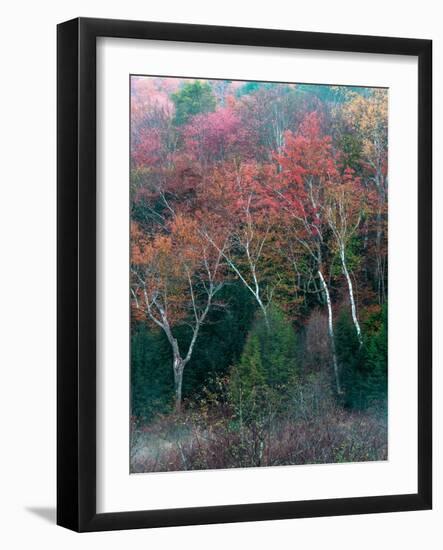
130,406,388,473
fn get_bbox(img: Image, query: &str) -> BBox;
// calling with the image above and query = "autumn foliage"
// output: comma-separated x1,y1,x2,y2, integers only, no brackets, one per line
130,77,388,471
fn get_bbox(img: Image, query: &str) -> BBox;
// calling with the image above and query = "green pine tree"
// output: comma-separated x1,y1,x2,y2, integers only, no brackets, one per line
365,303,388,405
336,304,388,409
229,306,298,420
335,309,367,409
131,326,174,420
171,80,216,125
253,307,298,389
230,333,266,409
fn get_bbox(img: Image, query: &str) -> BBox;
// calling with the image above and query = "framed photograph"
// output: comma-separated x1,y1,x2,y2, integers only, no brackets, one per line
57,17,432,532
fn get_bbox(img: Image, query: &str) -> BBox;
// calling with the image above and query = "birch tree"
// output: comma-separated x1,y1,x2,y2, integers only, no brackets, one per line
272,112,343,393
324,170,369,346
131,215,225,412
340,90,388,303
200,162,279,326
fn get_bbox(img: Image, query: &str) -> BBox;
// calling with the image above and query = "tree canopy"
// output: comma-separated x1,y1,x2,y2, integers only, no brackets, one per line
130,76,388,418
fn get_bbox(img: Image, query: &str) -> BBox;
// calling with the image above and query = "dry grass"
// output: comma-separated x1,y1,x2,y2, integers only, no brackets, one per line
130,403,387,473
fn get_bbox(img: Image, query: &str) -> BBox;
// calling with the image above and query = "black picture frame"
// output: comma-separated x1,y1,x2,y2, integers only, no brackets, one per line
57,17,432,532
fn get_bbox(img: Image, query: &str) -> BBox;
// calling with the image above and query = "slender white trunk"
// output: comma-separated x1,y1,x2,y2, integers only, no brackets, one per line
373,176,386,304
167,331,188,414
339,244,363,346
135,249,223,416
318,270,342,395
173,353,185,414
255,294,269,327
376,206,383,304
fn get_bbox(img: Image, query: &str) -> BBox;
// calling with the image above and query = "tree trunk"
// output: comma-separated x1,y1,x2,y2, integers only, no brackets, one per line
318,270,342,395
256,296,269,328
375,206,384,304
374,174,386,305
173,354,185,414
339,244,363,346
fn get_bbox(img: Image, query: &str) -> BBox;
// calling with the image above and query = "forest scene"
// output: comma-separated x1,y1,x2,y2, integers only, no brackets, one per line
130,76,388,473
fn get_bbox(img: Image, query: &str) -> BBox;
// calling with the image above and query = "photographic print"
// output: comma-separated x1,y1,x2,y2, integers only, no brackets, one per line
129,75,388,474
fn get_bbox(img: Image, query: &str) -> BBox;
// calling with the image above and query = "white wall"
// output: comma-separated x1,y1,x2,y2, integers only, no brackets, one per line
0,1,440,547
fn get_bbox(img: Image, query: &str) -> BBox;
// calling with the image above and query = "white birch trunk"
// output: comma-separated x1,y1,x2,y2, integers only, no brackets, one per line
318,270,342,395
339,244,363,346
173,354,185,414
255,294,269,327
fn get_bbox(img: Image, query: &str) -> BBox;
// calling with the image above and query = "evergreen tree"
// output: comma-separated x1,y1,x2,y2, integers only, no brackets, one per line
236,81,264,97
336,304,388,409
229,306,298,419
131,325,174,420
230,333,266,406
365,303,388,404
335,309,366,409
253,306,298,389
171,80,216,125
